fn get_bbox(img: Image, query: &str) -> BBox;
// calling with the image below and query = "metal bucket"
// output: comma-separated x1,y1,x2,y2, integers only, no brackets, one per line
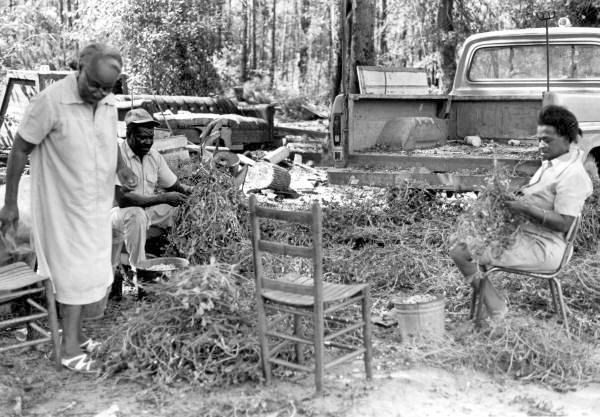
391,295,445,340
136,257,189,299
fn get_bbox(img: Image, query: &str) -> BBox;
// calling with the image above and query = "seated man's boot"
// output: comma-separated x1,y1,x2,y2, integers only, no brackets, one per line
109,268,123,301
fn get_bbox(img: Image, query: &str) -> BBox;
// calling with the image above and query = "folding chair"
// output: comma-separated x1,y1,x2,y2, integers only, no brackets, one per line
249,195,373,394
0,262,61,369
471,217,581,335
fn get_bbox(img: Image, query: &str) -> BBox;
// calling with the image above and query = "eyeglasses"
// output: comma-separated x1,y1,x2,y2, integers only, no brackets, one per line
82,69,115,94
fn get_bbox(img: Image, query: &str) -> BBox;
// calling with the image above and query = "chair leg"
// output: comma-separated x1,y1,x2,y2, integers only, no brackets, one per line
256,297,272,384
362,287,373,380
44,279,61,371
314,303,325,395
294,314,304,365
474,277,487,326
469,287,477,320
551,278,570,337
548,279,559,315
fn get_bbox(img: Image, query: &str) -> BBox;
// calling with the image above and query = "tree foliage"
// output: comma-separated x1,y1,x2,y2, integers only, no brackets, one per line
0,1,77,74
120,0,222,95
2,0,600,102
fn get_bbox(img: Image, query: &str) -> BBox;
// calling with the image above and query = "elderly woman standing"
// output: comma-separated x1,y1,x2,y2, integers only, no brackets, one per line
0,43,137,373
450,105,593,319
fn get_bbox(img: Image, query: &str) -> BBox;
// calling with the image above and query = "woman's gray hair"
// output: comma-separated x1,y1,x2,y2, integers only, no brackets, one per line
78,43,122,71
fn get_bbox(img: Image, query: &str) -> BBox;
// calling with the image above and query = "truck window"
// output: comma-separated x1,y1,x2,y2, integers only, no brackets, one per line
468,44,600,81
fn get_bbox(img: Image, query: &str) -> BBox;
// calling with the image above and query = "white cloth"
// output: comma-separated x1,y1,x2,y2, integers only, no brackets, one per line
18,73,117,305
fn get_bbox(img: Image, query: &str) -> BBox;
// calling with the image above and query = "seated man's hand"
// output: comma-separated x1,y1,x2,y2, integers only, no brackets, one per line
181,183,194,195
506,200,530,215
163,191,188,206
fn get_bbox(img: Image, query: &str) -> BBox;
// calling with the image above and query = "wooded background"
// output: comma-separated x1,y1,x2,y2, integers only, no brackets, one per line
1,0,600,105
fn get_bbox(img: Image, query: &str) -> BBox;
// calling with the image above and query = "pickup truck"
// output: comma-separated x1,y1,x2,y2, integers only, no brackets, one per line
328,27,600,190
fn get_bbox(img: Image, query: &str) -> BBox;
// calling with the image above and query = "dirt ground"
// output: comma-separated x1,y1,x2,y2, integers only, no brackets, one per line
2,292,599,417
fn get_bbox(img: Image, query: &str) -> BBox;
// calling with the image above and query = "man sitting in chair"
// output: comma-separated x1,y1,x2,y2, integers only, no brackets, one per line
450,105,593,319
111,109,193,270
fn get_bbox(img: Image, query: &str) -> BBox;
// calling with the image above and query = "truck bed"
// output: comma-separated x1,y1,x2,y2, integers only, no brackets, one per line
355,139,539,159
330,140,541,191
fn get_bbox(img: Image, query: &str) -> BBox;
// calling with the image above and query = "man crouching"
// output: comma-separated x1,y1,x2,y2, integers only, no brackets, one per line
111,109,193,271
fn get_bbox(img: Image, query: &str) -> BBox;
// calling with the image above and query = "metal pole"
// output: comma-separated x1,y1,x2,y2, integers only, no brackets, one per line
535,10,555,93
545,21,550,92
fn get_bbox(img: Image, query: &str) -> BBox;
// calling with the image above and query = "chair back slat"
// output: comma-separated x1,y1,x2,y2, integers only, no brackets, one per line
254,205,313,225
248,195,323,302
258,240,314,258
262,278,314,295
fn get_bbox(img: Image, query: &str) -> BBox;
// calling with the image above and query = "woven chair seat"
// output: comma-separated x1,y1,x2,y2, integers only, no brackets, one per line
0,261,61,368
262,274,367,307
0,262,46,292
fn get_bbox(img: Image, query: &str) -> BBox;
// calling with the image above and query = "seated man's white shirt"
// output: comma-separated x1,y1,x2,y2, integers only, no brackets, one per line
521,144,593,238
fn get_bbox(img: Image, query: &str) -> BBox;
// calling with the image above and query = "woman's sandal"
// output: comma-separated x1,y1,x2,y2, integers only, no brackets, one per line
80,338,102,353
61,353,99,374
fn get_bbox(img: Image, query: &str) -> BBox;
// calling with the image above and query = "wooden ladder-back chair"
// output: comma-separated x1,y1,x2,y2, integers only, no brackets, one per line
0,262,61,369
471,217,581,335
249,195,372,394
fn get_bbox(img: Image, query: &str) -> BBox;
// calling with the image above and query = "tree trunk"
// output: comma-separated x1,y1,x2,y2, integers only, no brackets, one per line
270,0,276,88
217,0,224,50
437,0,456,93
58,0,64,24
67,0,72,29
280,4,288,80
347,0,375,94
379,0,387,58
241,0,249,82
246,161,291,191
251,0,257,71
329,0,343,103
261,1,269,67
298,0,311,85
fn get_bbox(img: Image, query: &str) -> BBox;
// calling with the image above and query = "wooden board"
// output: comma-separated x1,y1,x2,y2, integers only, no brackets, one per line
451,99,541,140
152,134,188,152
357,66,430,95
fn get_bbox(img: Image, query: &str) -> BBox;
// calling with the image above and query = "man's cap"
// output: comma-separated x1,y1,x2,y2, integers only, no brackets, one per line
124,108,159,127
